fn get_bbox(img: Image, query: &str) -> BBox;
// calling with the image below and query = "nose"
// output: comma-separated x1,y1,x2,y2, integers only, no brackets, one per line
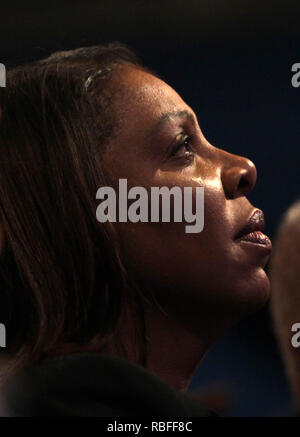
220,152,257,199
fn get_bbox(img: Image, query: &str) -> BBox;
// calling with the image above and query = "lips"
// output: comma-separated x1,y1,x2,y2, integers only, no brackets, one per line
235,209,272,249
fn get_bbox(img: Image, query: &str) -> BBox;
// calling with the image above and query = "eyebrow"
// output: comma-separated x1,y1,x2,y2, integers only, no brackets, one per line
148,109,197,139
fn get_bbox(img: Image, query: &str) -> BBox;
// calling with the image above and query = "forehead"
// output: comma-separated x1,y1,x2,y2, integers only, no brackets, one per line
113,67,190,127
103,67,196,182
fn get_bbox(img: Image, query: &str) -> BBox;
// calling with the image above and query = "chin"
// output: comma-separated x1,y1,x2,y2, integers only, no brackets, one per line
204,266,271,320
233,267,271,313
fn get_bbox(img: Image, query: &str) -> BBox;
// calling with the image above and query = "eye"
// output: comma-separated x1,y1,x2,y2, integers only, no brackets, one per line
171,135,194,161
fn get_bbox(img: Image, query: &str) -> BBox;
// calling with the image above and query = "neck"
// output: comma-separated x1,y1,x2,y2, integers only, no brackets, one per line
143,303,207,392
102,297,234,393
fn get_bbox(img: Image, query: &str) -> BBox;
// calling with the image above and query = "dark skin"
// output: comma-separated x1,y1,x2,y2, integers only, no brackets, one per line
0,66,271,391
101,66,272,392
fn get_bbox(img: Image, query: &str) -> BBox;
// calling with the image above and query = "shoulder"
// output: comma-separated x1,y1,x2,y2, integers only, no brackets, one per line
0,352,216,417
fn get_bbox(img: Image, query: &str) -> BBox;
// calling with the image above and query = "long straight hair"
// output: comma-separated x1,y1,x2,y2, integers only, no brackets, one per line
0,43,148,378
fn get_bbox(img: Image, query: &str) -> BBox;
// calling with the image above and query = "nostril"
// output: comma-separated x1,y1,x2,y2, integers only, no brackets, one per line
237,163,257,196
238,175,249,192
221,156,257,199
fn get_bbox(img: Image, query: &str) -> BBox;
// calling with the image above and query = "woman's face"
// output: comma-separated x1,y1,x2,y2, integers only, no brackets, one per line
102,66,272,323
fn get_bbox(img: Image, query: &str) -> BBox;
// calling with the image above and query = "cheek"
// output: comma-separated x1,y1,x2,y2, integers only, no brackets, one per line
114,179,269,318
115,182,230,291
110,152,240,298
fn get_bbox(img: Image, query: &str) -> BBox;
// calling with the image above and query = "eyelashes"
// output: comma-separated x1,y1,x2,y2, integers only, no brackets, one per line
170,135,195,163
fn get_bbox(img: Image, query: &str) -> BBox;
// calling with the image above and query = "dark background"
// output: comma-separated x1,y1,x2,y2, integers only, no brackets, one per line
1,0,300,416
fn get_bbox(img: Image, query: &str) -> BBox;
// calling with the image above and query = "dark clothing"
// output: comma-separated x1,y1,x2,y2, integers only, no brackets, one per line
0,353,215,417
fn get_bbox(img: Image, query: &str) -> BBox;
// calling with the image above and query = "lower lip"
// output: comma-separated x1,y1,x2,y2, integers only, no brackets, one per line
239,231,272,251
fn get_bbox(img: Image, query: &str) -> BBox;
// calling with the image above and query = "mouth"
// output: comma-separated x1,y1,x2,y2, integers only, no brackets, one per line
235,209,272,251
